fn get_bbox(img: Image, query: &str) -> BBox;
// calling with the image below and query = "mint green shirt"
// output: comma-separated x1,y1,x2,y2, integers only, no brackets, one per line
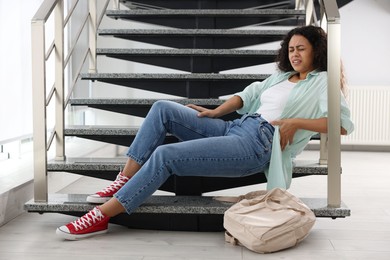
235,70,354,189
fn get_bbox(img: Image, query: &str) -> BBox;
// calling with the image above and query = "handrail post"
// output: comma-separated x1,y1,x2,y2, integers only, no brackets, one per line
55,0,65,161
319,133,328,164
295,0,315,25
113,0,120,10
324,0,342,208
31,19,48,203
305,0,315,25
89,0,97,73
327,21,341,207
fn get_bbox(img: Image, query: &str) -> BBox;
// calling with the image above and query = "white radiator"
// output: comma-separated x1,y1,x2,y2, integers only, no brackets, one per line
342,86,390,145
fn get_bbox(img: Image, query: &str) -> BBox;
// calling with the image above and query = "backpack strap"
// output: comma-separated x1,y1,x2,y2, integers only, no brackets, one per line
225,231,241,246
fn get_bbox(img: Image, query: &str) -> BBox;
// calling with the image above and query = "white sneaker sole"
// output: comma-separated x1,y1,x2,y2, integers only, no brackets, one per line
56,227,108,240
86,195,112,204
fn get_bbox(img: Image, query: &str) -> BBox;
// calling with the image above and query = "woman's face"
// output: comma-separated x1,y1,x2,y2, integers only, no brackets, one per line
288,35,315,78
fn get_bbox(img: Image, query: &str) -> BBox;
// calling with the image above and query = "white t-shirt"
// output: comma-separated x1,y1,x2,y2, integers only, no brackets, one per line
256,80,296,122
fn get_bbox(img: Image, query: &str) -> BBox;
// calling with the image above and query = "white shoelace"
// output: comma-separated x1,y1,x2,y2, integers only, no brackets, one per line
71,207,104,231
100,173,129,194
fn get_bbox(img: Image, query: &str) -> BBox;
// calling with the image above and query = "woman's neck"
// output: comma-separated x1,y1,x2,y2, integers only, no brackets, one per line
289,73,306,83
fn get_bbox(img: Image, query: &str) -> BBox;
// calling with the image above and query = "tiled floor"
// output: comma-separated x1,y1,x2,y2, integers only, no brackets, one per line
0,150,390,259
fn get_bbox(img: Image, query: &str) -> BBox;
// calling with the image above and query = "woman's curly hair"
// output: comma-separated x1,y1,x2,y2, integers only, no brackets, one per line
275,25,348,96
276,25,327,72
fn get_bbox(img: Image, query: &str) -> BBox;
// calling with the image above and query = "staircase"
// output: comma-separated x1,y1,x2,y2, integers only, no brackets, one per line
26,0,351,231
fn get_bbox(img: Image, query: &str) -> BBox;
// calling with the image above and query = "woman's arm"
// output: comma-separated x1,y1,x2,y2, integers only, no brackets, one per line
187,95,243,118
271,118,347,150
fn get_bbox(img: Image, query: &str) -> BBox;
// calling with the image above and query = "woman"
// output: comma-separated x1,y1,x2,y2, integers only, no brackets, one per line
56,25,354,240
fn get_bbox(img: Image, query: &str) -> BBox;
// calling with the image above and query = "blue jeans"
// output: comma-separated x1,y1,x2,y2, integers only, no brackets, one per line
114,100,274,214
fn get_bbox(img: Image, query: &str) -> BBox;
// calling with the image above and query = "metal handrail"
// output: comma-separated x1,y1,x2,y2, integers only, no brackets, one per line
296,0,342,207
64,12,89,67
31,0,57,22
65,47,90,107
320,0,342,208
31,0,112,202
64,0,80,25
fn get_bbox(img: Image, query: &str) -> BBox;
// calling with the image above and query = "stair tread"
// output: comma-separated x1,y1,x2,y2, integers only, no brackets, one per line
70,98,225,106
98,28,290,36
65,125,143,135
24,194,350,218
47,157,327,175
121,0,294,10
97,48,278,56
81,73,270,80
106,9,305,16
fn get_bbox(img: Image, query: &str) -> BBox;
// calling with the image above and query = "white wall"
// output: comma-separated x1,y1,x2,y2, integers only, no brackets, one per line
1,0,389,141
340,0,390,86
0,0,43,141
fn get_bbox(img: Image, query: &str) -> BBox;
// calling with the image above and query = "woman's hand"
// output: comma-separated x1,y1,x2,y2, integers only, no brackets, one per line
187,95,244,119
186,104,219,118
271,118,298,150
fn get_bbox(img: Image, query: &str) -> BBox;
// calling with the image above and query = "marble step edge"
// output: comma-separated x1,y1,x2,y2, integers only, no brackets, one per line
24,194,350,218
97,48,278,56
80,73,270,80
47,157,328,175
98,28,290,36
120,0,293,10
64,125,151,136
69,98,226,106
106,9,305,16
64,124,320,140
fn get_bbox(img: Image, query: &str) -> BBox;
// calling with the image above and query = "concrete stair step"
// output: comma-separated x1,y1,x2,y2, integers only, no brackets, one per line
69,98,239,120
120,0,294,10
107,9,305,17
64,124,320,146
47,157,327,194
64,125,178,146
47,157,328,177
106,9,304,29
98,28,290,49
24,194,350,231
97,48,277,73
80,73,270,98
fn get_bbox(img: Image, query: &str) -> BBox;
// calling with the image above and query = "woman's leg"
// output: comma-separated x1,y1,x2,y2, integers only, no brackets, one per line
57,116,274,240
97,132,272,217
115,130,272,215
125,100,230,168
87,100,230,203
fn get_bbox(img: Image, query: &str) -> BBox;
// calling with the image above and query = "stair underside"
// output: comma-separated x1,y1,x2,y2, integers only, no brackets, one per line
97,49,277,73
81,73,270,98
107,9,305,17
98,29,289,49
25,194,350,231
106,9,304,29
120,0,294,10
70,98,238,120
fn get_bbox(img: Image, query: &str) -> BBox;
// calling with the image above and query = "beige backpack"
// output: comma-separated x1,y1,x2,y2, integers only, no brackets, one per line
222,188,316,253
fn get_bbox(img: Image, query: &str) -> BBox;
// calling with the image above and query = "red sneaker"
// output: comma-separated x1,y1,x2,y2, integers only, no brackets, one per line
56,207,110,240
87,172,130,204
